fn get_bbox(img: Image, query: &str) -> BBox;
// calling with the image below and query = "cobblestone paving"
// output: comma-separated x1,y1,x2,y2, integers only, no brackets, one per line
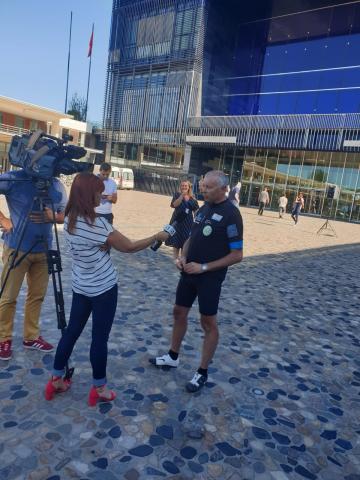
0,234,360,480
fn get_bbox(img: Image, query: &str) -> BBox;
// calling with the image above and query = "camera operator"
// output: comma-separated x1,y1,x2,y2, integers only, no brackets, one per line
0,169,67,361
45,172,169,406
150,170,243,393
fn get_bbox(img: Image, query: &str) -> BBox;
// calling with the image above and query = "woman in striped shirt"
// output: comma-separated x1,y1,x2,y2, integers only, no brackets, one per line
45,172,169,406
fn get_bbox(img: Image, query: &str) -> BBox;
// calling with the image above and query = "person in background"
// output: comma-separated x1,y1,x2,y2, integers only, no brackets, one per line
228,181,241,207
291,192,305,225
278,193,288,218
197,175,205,201
45,172,169,406
258,187,270,215
166,180,199,260
95,163,117,225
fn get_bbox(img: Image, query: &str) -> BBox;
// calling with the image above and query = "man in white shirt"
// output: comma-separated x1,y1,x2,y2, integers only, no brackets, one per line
278,193,288,218
258,187,270,215
228,181,241,207
95,163,118,224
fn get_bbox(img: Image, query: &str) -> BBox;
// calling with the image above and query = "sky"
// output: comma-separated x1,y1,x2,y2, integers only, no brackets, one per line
0,0,113,124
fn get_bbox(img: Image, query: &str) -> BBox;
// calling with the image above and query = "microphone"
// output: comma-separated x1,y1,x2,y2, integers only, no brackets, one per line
151,222,177,251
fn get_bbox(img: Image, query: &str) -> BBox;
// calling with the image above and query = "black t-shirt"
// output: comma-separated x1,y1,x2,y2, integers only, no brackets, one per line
186,199,243,276
170,192,199,223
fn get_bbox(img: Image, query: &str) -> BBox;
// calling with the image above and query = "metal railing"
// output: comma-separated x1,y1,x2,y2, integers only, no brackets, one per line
187,113,360,130
0,123,30,136
186,113,360,152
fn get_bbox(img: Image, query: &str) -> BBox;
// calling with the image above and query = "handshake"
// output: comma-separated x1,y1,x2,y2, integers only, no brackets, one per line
151,222,177,251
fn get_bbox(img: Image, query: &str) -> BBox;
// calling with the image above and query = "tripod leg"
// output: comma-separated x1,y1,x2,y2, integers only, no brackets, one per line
43,207,74,380
327,222,337,237
46,247,74,380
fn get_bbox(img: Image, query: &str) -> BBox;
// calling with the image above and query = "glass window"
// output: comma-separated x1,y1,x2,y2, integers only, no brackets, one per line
135,11,174,59
217,7,360,116
15,116,24,129
221,148,234,176
231,148,244,184
328,152,345,187
125,143,138,162
300,151,316,188
342,153,359,190
111,142,125,158
252,149,267,183
275,150,290,185
263,150,278,185
287,150,303,186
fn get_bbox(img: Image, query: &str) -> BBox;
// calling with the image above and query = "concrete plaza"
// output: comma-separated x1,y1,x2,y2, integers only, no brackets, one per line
0,190,360,480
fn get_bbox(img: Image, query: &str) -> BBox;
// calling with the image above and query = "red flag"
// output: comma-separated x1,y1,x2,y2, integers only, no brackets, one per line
87,28,94,57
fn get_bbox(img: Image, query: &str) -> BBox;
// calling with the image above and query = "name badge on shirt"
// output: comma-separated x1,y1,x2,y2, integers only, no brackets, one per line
211,213,223,221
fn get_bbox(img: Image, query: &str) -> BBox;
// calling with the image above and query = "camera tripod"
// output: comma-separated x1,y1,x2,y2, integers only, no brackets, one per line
317,218,337,237
0,178,73,380
317,199,337,237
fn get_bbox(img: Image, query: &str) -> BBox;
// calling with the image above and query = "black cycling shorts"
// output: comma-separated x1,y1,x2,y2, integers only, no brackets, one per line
175,272,224,316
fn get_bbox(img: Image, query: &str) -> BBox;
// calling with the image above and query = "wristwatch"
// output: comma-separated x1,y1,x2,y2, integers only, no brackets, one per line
201,263,208,273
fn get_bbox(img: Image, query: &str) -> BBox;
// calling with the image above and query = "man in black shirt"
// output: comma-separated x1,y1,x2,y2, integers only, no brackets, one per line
150,171,243,392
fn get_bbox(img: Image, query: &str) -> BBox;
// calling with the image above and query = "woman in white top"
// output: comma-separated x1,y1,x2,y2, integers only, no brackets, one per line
45,172,168,406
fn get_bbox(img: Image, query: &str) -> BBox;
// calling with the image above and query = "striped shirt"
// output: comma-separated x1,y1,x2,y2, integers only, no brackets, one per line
64,216,118,297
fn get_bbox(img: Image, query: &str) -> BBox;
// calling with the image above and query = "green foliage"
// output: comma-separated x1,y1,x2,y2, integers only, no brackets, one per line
67,93,87,121
313,169,326,182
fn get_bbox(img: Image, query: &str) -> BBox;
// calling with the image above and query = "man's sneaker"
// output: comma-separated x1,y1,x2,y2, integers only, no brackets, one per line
186,372,208,393
23,336,54,352
149,353,179,368
0,340,12,360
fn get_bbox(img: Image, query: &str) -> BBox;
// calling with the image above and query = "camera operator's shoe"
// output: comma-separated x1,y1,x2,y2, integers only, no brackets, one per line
186,372,208,393
0,340,12,361
149,353,179,368
88,385,116,407
44,376,71,400
23,336,54,352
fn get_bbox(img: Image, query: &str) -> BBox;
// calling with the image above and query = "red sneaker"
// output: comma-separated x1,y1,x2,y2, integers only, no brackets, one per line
23,336,54,352
0,340,12,360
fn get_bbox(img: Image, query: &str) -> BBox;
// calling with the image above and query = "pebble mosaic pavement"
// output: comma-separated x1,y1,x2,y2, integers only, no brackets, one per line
0,229,360,479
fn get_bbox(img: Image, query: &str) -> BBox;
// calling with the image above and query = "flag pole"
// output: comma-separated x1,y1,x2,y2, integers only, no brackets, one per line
64,11,73,113
85,23,94,122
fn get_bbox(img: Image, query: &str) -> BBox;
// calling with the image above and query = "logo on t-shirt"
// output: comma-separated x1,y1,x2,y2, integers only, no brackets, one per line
227,224,239,238
202,225,212,236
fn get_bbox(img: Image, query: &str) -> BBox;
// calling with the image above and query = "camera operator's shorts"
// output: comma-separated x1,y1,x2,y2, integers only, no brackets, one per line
175,272,225,316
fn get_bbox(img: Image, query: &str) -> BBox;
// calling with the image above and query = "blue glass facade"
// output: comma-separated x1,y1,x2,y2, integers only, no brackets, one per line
103,0,360,222
203,0,360,116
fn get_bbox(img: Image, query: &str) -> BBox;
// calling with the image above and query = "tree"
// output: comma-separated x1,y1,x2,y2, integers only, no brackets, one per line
313,169,326,183
67,93,87,121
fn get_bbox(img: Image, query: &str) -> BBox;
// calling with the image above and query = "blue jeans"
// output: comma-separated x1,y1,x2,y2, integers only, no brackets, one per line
291,206,301,224
53,284,118,386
